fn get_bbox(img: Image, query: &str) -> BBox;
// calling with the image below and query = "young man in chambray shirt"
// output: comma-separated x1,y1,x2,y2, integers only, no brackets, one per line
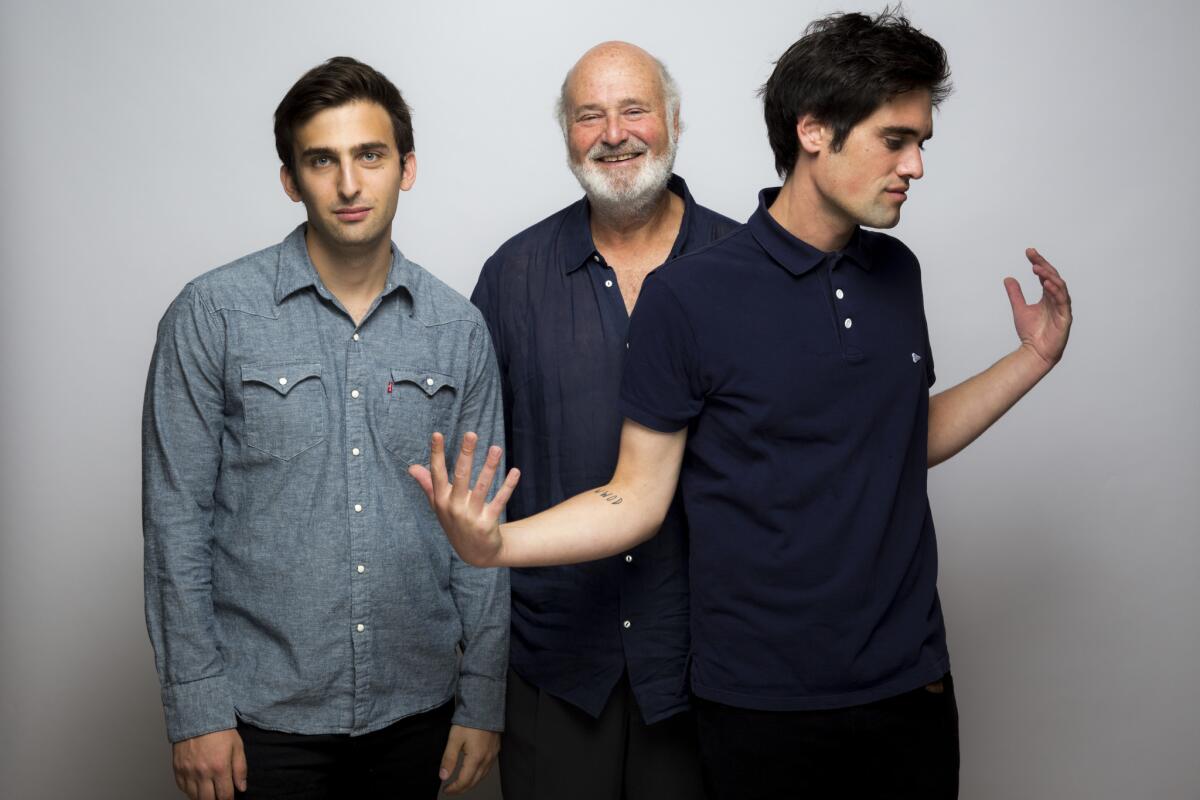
417,11,1073,799
472,42,736,800
142,57,507,800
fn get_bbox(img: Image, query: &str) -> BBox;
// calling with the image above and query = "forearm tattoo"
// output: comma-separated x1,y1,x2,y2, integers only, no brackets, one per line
592,488,624,505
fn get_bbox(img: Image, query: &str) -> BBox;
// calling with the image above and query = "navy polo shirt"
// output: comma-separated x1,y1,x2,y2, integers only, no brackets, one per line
472,175,739,722
620,187,949,711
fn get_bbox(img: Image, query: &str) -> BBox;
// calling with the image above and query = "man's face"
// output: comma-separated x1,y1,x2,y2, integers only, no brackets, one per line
281,100,414,250
809,89,933,230
564,47,678,207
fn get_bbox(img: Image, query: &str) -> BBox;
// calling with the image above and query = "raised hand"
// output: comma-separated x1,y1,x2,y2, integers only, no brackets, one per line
408,432,520,567
1004,247,1073,369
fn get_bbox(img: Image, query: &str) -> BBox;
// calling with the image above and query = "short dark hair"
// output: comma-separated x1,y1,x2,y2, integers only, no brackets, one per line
274,56,414,174
760,7,951,177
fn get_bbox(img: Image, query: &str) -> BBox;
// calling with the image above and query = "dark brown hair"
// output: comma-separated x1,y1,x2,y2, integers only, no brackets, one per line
274,56,414,173
761,7,951,177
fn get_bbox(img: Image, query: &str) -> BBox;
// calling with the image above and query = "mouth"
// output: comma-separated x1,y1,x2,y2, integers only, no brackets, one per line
593,151,645,165
884,186,908,201
334,206,371,222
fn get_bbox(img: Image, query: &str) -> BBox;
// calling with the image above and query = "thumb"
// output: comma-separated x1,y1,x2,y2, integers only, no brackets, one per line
1003,276,1026,310
232,734,248,792
408,464,435,504
439,730,463,782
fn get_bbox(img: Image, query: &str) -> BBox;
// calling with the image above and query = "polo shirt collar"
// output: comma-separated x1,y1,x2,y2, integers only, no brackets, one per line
274,223,418,314
560,173,695,274
748,187,873,276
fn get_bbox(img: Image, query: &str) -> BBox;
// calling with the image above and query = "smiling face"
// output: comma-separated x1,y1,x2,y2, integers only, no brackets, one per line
562,43,678,210
280,100,415,253
803,89,933,232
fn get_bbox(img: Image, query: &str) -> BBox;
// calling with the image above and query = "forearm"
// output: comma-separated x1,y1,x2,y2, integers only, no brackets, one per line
927,343,1054,467
496,475,671,567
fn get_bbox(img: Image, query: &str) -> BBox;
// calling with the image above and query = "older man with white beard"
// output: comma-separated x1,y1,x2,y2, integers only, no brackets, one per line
470,42,737,800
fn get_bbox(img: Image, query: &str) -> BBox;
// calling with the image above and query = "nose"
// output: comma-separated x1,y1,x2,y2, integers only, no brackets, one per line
337,161,360,199
602,113,627,147
899,145,924,180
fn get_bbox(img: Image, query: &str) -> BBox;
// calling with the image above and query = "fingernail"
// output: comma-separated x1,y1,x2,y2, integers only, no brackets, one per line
440,769,450,780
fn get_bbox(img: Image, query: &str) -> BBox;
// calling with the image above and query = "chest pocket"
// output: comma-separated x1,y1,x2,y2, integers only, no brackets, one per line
240,362,327,460
383,367,458,466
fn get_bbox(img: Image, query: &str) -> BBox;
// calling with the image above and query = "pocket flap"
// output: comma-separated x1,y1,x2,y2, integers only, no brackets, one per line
242,362,323,396
390,368,455,397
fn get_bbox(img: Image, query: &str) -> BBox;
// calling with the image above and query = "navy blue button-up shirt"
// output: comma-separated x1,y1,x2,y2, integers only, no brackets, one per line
143,226,509,742
472,175,738,722
620,188,949,711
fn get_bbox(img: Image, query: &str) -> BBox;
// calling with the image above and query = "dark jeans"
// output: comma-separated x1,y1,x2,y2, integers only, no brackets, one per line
695,674,959,800
233,701,453,799
501,668,708,800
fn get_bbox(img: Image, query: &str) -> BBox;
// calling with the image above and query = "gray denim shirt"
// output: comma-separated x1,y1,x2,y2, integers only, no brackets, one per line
143,225,508,742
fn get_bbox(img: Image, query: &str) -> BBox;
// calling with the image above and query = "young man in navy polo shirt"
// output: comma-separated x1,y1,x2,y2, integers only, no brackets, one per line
413,10,1073,798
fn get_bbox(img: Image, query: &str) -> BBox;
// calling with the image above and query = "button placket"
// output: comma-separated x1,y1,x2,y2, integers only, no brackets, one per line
344,319,373,728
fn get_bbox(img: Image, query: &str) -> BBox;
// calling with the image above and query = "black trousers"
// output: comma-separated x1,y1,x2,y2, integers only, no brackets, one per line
501,668,708,800
233,701,453,799
695,674,960,800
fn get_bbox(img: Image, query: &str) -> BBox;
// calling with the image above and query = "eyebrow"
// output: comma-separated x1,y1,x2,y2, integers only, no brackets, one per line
574,98,652,114
300,141,392,159
878,125,933,142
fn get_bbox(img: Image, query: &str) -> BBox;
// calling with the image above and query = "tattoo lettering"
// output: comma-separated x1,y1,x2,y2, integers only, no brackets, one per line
592,489,623,505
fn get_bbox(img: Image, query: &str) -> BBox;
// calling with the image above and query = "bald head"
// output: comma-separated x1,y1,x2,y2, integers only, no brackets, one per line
556,41,680,137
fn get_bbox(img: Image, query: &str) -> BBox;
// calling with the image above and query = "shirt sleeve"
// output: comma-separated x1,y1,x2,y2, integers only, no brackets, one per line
446,317,510,731
142,283,236,743
469,253,514,458
619,273,706,432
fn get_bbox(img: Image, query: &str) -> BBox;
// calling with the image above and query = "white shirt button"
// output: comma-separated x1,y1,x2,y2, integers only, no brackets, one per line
425,378,434,386
592,254,600,262
351,447,361,456
354,503,363,513
625,555,633,563
844,318,853,329
351,389,360,399
357,565,365,574
835,289,845,300
623,620,632,629
605,280,613,288
278,377,288,386
352,333,360,341
356,623,365,632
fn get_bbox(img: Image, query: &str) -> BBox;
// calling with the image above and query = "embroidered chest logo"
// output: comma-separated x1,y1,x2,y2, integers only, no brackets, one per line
912,353,922,363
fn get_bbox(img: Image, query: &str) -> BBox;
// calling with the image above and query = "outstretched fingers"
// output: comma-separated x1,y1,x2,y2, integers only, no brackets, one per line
468,446,504,513
429,432,450,496
487,468,522,517
451,433,478,503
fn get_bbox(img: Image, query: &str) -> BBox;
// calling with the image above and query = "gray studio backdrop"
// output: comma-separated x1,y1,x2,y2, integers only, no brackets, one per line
2,1,1197,798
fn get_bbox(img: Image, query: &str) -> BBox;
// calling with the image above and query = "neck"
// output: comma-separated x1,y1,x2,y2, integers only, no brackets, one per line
304,225,393,302
769,171,856,252
589,187,679,250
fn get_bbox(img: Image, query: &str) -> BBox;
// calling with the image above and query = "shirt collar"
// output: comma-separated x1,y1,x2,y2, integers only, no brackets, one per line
560,173,695,274
274,223,417,313
747,187,873,276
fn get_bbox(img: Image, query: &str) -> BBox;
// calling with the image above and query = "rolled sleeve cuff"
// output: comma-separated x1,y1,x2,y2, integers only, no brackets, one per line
162,674,236,743
452,673,506,732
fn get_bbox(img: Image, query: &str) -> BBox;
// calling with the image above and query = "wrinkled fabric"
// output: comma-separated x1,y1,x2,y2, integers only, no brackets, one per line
143,225,509,742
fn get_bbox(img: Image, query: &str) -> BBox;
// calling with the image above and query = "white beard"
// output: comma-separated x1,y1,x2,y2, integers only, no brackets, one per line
569,131,678,217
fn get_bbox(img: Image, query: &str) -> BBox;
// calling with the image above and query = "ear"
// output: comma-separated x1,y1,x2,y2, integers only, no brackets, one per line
796,114,829,156
399,152,417,192
672,105,682,140
280,165,303,203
